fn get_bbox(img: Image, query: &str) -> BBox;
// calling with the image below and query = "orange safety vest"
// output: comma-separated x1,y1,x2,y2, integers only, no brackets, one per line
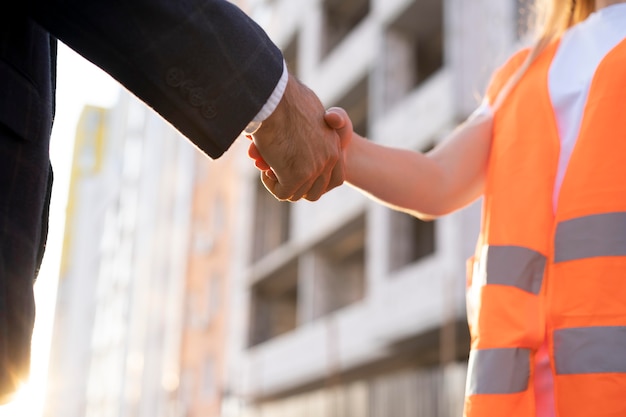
465,37,626,417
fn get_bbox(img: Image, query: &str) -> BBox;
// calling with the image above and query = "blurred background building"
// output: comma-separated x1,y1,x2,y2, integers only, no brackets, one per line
45,94,197,417
45,0,531,416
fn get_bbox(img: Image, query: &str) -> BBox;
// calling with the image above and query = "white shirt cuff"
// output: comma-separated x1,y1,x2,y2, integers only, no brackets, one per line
244,60,289,134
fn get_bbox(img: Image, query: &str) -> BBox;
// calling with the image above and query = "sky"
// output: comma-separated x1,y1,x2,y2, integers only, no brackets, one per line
0,42,121,417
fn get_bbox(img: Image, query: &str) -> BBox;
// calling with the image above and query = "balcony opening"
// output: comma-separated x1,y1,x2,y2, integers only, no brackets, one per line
388,211,436,273
388,142,436,272
312,215,366,319
322,0,370,58
333,75,369,137
381,0,443,111
249,260,299,346
251,180,291,263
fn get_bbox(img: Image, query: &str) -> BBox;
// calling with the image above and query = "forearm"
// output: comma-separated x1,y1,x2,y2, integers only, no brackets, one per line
345,135,449,219
30,0,283,158
345,114,492,219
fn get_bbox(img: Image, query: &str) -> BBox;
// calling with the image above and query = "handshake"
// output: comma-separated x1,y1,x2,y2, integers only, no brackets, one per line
245,75,353,202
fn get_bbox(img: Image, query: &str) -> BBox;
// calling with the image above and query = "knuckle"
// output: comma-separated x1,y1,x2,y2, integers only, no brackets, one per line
307,194,321,202
275,187,294,201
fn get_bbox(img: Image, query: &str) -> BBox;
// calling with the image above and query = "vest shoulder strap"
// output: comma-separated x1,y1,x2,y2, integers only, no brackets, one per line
485,47,531,105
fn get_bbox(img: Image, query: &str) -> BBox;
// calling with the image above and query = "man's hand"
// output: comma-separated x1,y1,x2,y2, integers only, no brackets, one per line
250,75,344,202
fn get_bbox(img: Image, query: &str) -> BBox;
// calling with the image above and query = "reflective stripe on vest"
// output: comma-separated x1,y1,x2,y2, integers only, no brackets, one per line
555,212,626,262
481,245,546,294
466,348,530,395
554,326,626,374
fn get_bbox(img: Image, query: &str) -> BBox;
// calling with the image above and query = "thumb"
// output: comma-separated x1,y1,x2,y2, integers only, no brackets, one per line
324,107,349,129
324,107,353,149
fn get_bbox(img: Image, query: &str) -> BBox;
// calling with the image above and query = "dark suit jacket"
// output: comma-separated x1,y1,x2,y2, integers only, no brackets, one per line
0,0,283,401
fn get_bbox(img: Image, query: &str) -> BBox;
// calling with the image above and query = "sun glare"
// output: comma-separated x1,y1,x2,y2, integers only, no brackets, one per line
0,250,60,417
0,382,43,417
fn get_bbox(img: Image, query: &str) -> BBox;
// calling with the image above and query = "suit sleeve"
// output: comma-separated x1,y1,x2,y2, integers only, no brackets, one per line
28,0,284,158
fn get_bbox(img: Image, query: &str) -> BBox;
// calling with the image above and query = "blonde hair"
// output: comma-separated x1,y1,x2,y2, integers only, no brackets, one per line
493,0,596,109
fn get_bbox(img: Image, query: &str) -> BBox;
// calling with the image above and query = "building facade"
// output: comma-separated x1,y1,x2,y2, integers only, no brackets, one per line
45,91,198,417
176,131,247,416
45,105,111,417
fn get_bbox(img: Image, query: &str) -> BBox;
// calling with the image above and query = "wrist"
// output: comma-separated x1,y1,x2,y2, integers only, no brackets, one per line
252,73,296,148
244,120,263,135
247,61,289,138
343,132,362,184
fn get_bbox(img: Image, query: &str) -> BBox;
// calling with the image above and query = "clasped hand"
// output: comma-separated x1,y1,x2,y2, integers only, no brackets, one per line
248,75,352,202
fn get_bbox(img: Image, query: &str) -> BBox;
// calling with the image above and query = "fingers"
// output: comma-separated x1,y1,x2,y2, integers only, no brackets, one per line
253,137,334,201
261,164,336,202
297,137,342,201
260,170,279,197
305,131,344,199
303,174,330,201
261,164,328,202
248,142,271,170
261,170,305,201
325,145,345,192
